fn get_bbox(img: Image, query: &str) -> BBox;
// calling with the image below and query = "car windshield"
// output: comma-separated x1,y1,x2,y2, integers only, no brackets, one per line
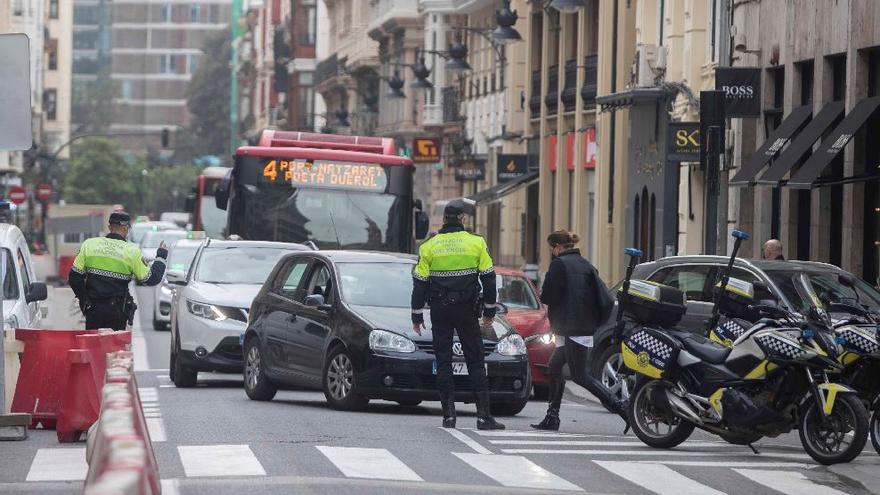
765,270,880,313
337,262,414,308
195,247,290,284
140,230,187,248
167,245,199,275
496,274,540,309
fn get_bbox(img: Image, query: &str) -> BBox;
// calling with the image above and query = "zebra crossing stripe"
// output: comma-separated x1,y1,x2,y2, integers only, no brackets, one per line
733,469,850,495
317,446,423,481
595,461,724,495
178,445,266,477
26,448,88,481
454,453,581,491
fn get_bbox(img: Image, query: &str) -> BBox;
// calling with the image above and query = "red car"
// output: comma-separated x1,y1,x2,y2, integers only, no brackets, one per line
495,267,553,398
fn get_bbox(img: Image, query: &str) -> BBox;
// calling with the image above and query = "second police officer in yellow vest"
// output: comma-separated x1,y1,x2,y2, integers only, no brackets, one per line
410,199,505,430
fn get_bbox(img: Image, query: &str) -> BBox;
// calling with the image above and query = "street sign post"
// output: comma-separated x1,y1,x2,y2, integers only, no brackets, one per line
37,184,52,202
7,187,26,205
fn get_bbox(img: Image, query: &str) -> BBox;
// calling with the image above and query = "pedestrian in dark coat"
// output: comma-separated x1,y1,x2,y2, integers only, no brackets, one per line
532,230,623,431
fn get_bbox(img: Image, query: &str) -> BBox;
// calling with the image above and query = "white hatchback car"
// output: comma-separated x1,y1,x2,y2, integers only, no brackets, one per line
168,239,307,387
0,224,47,331
152,238,202,331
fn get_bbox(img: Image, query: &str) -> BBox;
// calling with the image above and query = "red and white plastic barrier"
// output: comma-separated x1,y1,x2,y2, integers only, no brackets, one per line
83,351,160,495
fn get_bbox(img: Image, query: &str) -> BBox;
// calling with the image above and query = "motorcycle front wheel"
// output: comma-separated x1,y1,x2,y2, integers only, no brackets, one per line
628,379,694,449
799,393,868,465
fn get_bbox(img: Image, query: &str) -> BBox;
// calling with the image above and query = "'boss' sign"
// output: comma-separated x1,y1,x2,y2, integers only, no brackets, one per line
715,68,761,117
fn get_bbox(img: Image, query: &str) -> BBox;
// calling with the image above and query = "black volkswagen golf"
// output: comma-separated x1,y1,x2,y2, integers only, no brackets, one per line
241,251,531,415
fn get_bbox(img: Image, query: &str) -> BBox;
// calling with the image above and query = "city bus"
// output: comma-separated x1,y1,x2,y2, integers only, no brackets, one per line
188,166,230,239
215,131,429,252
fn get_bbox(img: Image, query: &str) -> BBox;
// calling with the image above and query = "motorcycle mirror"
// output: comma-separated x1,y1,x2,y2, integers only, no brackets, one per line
624,248,643,258
732,229,750,241
838,272,856,288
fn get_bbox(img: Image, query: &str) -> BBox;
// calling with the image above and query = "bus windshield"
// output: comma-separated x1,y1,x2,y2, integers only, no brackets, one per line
200,193,226,239
233,185,408,250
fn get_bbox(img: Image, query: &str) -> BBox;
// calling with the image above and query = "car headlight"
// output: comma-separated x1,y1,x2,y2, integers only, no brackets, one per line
496,333,527,356
369,329,416,353
186,300,227,321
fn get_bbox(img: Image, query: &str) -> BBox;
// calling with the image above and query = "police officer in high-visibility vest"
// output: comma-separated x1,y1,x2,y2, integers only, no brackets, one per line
69,212,168,330
411,199,505,430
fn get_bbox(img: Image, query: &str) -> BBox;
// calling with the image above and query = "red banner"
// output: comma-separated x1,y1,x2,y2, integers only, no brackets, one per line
583,127,597,169
547,134,557,172
565,132,575,171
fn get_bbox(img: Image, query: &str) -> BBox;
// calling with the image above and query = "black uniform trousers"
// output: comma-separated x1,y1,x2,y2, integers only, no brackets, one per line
85,300,127,331
429,302,489,397
547,337,617,411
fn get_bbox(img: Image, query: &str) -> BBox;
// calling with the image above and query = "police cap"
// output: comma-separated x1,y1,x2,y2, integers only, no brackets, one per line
444,198,476,217
109,211,132,227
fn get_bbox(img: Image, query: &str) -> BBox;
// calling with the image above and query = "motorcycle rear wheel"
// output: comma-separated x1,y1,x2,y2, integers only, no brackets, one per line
629,379,694,449
799,393,868,465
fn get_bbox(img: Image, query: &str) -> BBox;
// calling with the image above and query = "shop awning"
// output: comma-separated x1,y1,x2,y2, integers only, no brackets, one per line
468,172,539,205
729,105,813,186
786,96,880,188
756,101,845,185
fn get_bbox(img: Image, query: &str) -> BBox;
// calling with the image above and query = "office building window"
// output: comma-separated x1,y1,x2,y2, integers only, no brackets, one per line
159,54,177,73
709,0,721,62
121,80,133,99
298,2,317,45
797,60,814,106
190,5,199,22
43,89,57,121
49,0,59,19
161,3,171,22
189,54,200,74
47,39,58,70
13,0,23,15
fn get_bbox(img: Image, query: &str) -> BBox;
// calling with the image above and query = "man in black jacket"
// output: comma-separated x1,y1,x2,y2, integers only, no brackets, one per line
532,230,623,430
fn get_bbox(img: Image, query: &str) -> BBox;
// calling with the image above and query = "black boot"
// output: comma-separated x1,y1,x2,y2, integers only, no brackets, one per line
475,391,505,430
440,391,456,428
531,408,560,431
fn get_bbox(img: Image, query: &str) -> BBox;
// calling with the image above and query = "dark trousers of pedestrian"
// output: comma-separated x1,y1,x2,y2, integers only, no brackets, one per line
430,302,488,398
85,301,127,331
546,337,619,412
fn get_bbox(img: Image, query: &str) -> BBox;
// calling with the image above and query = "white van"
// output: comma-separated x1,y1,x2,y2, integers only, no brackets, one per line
0,224,47,330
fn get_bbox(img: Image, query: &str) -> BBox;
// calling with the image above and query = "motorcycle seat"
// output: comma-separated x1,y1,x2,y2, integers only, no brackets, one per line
679,334,731,364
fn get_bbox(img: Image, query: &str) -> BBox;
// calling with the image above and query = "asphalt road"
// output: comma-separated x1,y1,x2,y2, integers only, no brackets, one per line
1,285,879,494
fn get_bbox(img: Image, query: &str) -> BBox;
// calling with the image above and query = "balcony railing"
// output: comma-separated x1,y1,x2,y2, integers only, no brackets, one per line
544,64,558,115
561,59,577,112
529,69,541,117
442,86,463,123
581,54,598,109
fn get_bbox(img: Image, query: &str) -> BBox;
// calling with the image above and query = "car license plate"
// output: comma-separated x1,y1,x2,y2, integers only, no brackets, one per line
432,361,488,376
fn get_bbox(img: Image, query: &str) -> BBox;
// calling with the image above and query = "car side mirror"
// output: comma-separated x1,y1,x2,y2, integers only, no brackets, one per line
26,282,48,303
305,294,332,311
415,211,429,240
166,269,187,285
494,302,509,315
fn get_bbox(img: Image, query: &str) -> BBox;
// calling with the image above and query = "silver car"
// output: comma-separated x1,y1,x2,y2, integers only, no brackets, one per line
153,238,202,331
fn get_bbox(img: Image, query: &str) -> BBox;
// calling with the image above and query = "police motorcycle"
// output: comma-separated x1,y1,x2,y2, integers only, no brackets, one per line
615,240,870,465
810,275,880,455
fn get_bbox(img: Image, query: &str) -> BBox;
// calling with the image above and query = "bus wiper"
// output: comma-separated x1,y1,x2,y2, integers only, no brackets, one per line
328,209,342,249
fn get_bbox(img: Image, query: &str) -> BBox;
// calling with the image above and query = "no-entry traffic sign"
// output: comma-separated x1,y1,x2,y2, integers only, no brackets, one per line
37,183,52,201
7,186,26,204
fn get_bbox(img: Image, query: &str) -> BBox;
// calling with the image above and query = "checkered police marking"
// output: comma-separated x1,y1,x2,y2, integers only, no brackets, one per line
755,334,807,360
839,326,880,356
625,330,675,371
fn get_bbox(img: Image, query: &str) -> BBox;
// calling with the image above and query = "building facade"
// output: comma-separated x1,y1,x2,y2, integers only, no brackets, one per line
43,0,74,160
109,0,231,154
728,0,880,284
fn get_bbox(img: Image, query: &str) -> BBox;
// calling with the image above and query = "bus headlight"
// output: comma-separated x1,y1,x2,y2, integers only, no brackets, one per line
496,333,527,356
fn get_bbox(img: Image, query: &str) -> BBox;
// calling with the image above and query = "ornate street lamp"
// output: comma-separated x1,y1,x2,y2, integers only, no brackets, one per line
491,0,522,45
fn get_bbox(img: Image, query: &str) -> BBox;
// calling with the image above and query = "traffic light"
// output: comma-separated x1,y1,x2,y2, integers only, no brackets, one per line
161,128,170,148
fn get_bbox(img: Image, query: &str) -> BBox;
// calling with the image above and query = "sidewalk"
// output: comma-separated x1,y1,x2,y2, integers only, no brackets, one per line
43,287,82,330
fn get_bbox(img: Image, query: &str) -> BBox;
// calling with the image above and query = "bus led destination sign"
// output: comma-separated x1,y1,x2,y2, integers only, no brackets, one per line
262,159,388,192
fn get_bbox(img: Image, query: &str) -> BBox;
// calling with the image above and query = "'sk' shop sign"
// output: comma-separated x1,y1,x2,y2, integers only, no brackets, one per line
715,67,761,118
